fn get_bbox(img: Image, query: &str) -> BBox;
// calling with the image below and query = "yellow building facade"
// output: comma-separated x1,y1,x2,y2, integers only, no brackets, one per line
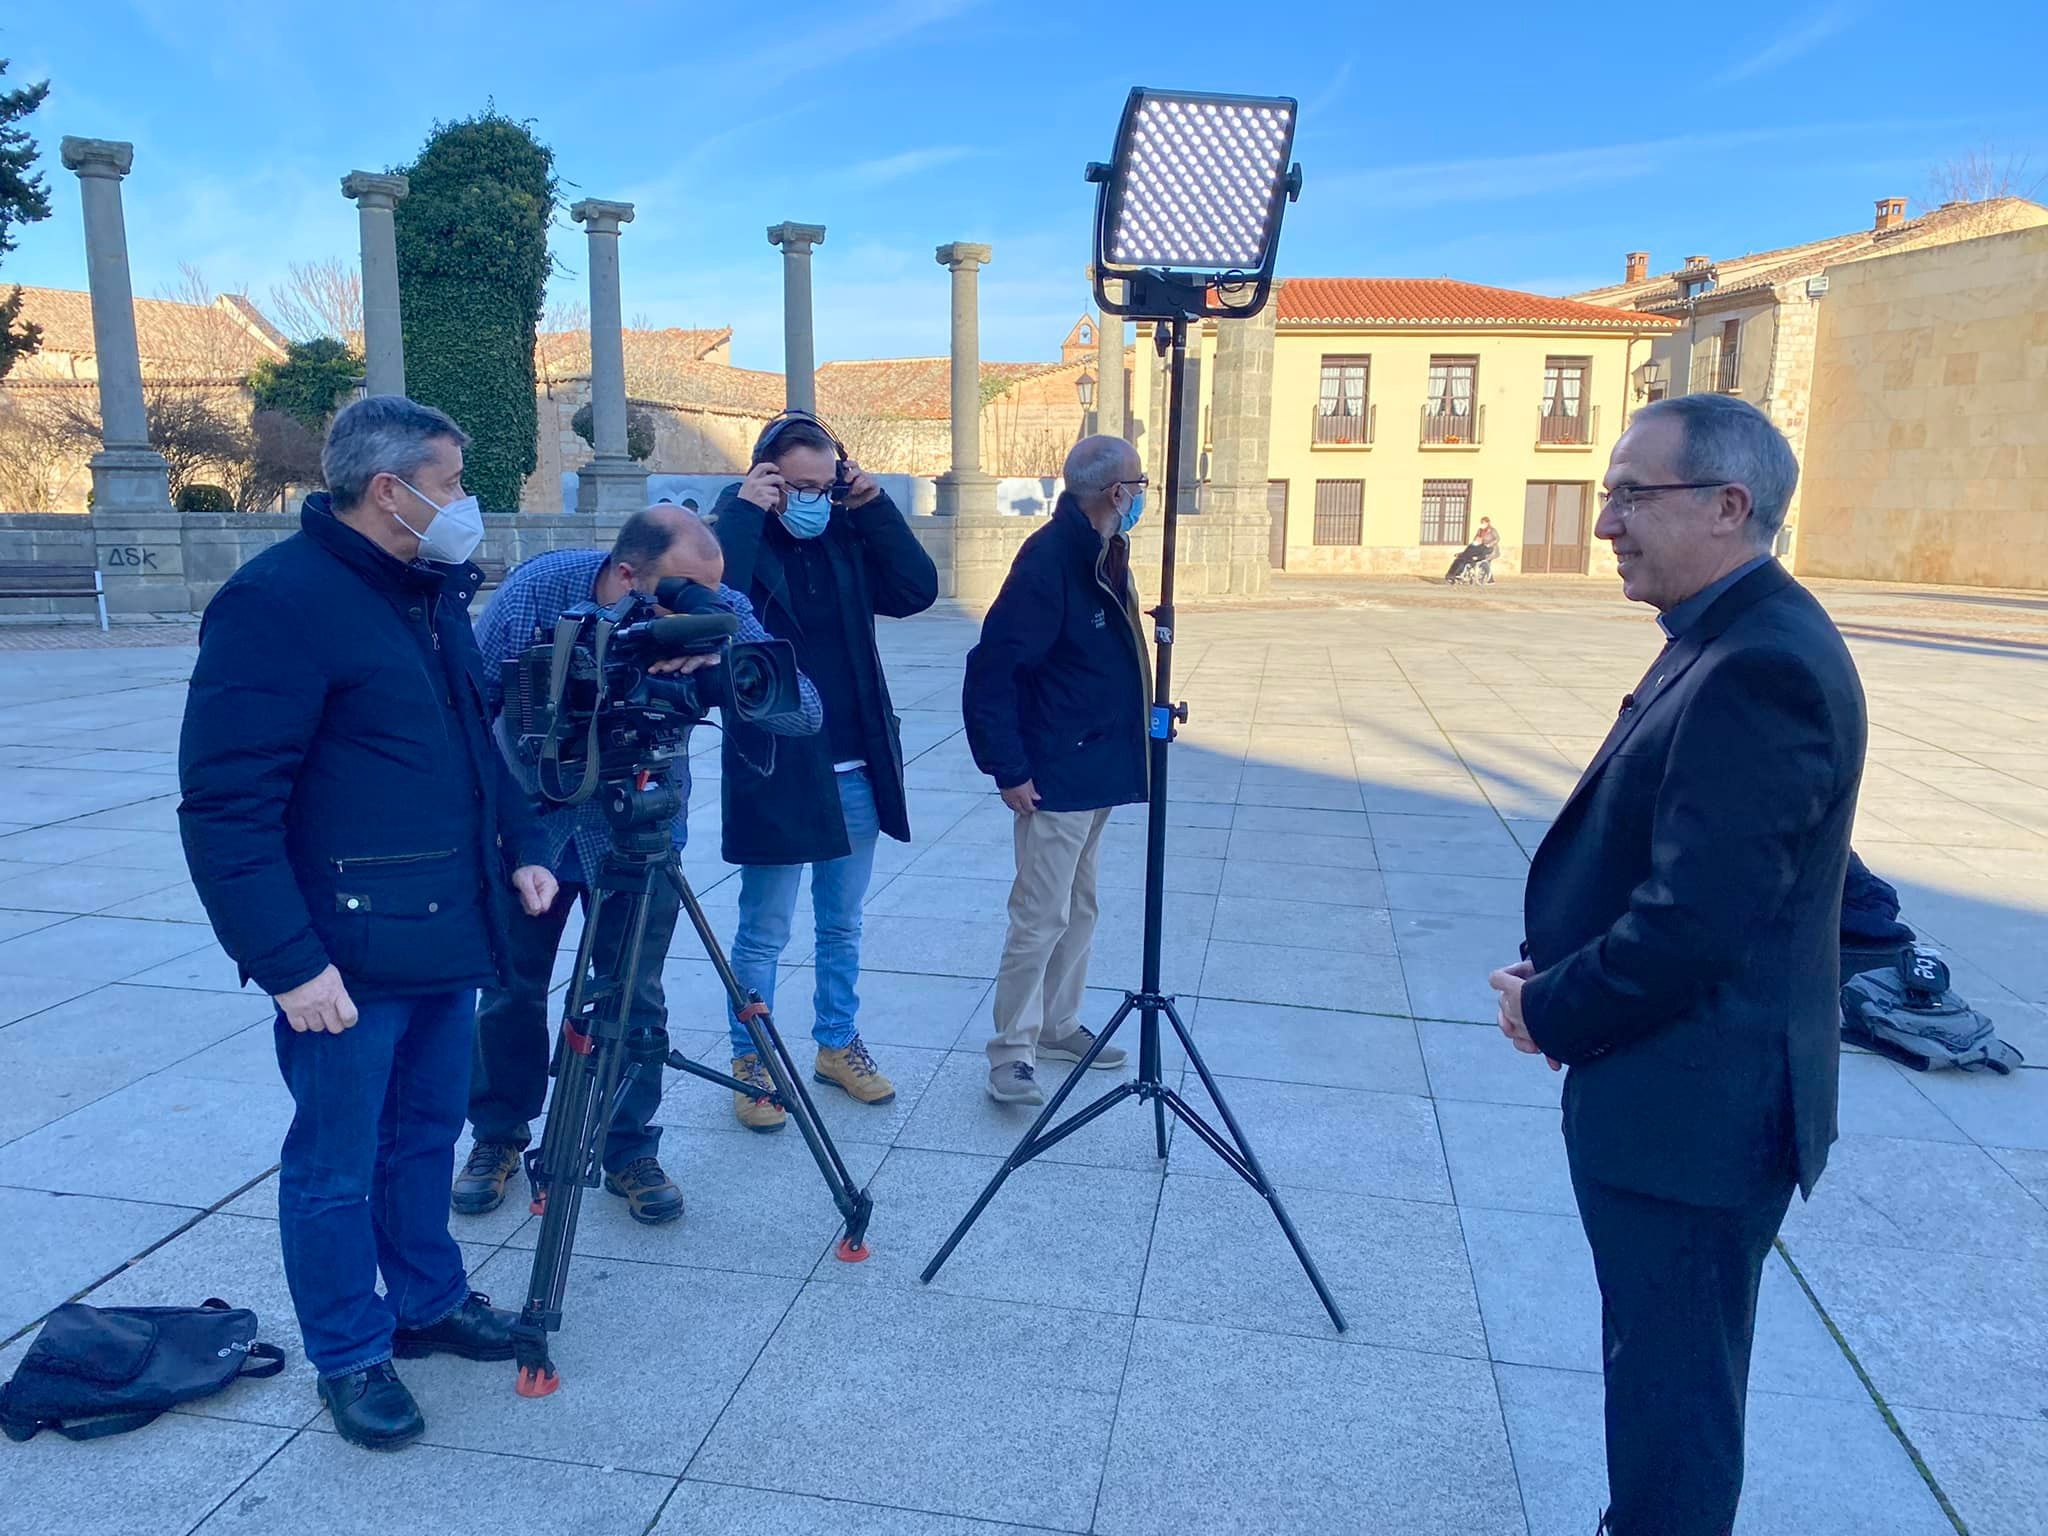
1190,279,1673,578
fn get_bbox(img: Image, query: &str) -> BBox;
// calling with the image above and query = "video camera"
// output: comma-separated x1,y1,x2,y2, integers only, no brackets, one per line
509,577,800,804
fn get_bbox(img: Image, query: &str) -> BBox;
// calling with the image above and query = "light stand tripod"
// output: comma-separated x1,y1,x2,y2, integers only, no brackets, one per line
921,305,1344,1332
512,766,874,1396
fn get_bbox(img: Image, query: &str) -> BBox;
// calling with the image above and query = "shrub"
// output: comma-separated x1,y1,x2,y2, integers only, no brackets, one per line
570,399,655,462
248,337,360,429
177,483,233,513
394,112,555,513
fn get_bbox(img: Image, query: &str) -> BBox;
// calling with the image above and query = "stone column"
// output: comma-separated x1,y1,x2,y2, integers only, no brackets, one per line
1090,270,1126,443
768,222,825,413
1143,331,1168,491
61,137,183,613
1203,303,1278,595
341,171,408,396
569,199,647,515
933,242,996,518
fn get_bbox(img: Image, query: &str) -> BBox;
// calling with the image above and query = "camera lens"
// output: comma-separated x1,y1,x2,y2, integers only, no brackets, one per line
729,652,769,712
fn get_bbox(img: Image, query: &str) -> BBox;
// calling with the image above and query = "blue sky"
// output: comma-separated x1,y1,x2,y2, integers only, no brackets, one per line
5,0,2044,371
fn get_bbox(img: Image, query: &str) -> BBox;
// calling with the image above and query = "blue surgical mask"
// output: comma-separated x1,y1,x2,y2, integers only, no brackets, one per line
781,489,832,540
1118,489,1145,536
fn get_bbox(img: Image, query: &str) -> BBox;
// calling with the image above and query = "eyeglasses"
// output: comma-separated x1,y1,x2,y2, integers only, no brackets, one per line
1597,482,1727,517
1116,478,1149,489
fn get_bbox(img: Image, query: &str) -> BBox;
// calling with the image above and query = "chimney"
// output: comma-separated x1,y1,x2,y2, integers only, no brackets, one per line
1683,254,1711,270
1874,196,1907,233
1625,251,1649,284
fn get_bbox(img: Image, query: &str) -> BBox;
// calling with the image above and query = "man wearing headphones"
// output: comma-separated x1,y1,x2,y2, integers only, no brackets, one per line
707,414,940,1130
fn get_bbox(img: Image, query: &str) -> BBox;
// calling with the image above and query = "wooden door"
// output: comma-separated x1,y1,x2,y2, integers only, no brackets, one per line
1268,479,1289,570
1522,482,1589,575
1522,483,1553,574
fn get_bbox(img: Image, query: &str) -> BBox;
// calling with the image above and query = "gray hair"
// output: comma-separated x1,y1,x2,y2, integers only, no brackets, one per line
1063,434,1140,501
321,394,471,509
1634,394,1799,544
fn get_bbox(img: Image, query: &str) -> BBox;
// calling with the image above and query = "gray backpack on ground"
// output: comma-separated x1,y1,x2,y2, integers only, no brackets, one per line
1841,946,2025,1075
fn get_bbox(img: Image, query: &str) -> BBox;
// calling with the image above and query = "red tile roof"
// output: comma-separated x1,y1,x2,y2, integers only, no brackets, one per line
1572,196,2048,312
1275,277,1677,330
816,357,1078,420
9,285,290,375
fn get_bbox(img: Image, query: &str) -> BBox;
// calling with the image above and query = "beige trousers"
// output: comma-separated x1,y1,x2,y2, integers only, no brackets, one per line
987,806,1114,1069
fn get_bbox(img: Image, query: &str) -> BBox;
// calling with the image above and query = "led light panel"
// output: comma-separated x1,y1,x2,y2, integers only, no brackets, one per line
1106,92,1295,272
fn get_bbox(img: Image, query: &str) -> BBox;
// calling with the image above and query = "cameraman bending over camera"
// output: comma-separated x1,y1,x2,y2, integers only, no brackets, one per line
708,414,938,1130
454,507,822,1225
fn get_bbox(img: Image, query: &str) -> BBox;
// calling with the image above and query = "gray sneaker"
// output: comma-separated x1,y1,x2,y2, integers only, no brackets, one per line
987,1061,1045,1105
1038,1025,1128,1070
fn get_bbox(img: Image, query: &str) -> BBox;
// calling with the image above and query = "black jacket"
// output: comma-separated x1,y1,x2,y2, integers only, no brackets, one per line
178,496,545,1000
961,495,1150,812
707,485,939,865
1522,561,1866,1206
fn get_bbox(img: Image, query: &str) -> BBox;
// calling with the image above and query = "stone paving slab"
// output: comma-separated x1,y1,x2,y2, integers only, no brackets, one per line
1095,1317,1525,1536
0,1412,292,1536
1139,1173,1484,1356
190,1432,674,1536
652,1483,1058,1536
690,1285,1129,1531
1461,1207,1867,1401
1782,1237,2048,1419
1494,1365,1956,1536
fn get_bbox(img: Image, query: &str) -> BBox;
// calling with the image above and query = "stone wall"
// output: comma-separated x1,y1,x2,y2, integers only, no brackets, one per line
1798,224,2048,589
3,499,1271,619
0,514,99,617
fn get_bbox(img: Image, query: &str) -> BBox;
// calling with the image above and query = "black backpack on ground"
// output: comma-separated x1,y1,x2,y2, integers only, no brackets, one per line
1842,945,2026,1075
0,1299,285,1441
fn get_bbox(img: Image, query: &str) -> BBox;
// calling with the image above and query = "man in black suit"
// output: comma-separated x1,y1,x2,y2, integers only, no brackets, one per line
1488,393,1866,1536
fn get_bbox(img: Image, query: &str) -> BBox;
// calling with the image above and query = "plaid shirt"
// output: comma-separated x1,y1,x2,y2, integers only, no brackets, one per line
475,547,822,883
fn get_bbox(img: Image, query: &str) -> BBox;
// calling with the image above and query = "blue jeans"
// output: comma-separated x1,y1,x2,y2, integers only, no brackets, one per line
727,768,880,1057
273,990,476,1377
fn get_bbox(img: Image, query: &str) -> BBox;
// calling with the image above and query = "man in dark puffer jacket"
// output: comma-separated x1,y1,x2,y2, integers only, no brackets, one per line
179,396,556,1451
962,436,1152,1105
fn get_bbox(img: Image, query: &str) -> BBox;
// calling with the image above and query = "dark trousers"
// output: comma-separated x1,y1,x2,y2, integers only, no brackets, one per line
274,990,477,1376
1571,1162,1796,1536
468,876,678,1174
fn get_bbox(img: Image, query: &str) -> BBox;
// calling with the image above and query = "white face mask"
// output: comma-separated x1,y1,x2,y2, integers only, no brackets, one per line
395,478,485,565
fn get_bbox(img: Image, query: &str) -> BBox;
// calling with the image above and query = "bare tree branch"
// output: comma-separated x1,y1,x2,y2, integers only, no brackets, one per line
266,258,363,348
1923,144,2045,208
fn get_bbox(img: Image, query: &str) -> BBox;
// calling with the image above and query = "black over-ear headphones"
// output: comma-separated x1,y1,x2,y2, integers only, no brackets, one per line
751,410,851,504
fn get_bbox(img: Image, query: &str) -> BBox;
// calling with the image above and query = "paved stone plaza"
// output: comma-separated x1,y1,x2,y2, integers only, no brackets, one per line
1,577,2044,1536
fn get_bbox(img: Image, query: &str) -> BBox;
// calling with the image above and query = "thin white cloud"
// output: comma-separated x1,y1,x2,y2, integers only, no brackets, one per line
717,0,983,92
843,146,976,188
1714,4,1858,86
1317,119,1923,212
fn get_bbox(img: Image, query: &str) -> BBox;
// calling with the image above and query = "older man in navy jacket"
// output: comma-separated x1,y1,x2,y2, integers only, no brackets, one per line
963,436,1151,1105
179,396,557,1452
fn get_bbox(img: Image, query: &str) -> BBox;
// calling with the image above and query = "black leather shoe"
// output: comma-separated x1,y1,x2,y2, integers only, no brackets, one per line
604,1155,685,1225
393,1292,517,1362
318,1361,423,1451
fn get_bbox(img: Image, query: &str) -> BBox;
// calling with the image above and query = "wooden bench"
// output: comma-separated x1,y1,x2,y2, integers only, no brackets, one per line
0,561,108,631
475,559,508,591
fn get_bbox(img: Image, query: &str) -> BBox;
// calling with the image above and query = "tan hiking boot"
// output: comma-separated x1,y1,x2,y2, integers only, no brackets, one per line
732,1053,788,1134
813,1034,896,1104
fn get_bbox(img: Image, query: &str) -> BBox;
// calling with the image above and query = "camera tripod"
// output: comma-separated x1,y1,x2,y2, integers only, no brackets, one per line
920,312,1345,1332
511,765,875,1397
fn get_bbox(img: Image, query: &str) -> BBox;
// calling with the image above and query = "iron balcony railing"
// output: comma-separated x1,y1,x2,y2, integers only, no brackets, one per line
1313,403,1375,446
1538,403,1599,445
1420,403,1484,446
